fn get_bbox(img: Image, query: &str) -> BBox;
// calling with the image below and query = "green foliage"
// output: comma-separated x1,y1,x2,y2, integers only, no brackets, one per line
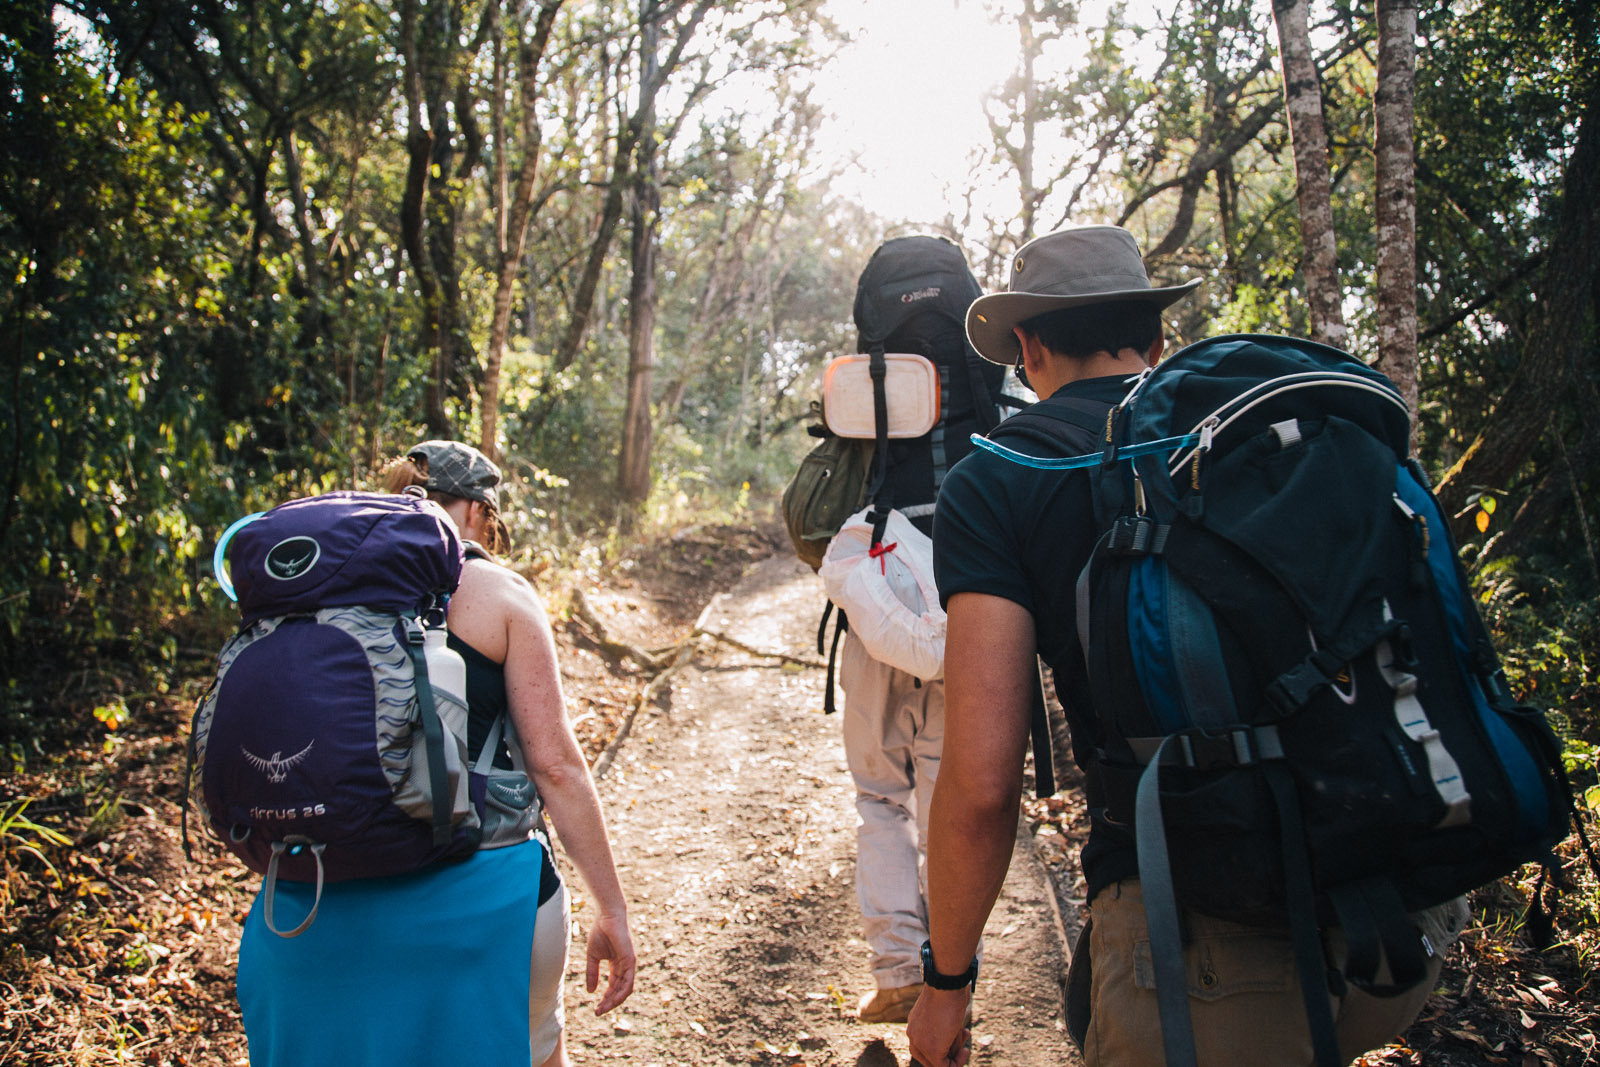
1473,552,1600,802
0,16,233,684
5,0,1593,779
1409,0,1590,450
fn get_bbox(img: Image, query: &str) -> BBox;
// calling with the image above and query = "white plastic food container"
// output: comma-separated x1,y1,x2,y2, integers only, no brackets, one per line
822,353,940,439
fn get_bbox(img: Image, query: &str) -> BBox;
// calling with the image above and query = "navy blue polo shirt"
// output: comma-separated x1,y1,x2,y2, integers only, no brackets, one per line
932,373,1139,900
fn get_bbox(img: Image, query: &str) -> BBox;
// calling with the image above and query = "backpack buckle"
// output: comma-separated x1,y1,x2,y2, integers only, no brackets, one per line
1130,725,1284,769
1106,515,1168,556
1267,650,1346,714
1176,725,1284,770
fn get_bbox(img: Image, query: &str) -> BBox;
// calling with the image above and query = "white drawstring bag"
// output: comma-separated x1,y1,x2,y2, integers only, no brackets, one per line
819,506,946,681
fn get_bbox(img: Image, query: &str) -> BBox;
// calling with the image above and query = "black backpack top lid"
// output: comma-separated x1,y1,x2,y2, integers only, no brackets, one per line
1116,335,1407,516
853,235,982,350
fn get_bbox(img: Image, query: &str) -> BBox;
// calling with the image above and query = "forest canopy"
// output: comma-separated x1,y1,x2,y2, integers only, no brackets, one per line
2,0,1596,779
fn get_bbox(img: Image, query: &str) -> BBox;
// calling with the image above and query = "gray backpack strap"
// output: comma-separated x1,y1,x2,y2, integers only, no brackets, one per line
262,840,326,938
401,613,453,847
1134,736,1198,1067
1135,731,1341,1067
476,711,540,847
475,711,528,774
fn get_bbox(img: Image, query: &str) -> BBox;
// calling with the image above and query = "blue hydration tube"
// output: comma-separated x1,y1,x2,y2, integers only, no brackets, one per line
970,431,1202,470
212,512,267,603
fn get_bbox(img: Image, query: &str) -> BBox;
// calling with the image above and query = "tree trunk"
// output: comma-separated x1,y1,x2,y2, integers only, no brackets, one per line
1016,0,1042,242
1272,0,1346,348
619,2,661,507
1490,419,1600,573
1374,0,1419,444
550,0,713,382
479,0,563,463
1437,77,1600,542
399,0,446,433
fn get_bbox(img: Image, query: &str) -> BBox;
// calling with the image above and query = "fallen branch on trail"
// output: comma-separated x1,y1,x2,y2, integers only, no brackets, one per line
699,629,824,670
586,594,826,781
590,594,723,781
569,586,668,672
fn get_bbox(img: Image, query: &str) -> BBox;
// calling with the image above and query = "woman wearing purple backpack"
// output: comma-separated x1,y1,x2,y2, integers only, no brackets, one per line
236,441,635,1067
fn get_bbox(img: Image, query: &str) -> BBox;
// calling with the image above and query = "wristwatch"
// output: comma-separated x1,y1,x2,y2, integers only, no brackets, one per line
920,939,979,991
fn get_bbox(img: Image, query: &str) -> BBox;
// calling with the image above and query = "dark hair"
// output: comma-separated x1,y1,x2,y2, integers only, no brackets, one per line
1018,300,1163,360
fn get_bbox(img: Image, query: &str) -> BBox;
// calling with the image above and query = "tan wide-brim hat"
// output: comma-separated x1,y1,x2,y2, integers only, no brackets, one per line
966,225,1202,364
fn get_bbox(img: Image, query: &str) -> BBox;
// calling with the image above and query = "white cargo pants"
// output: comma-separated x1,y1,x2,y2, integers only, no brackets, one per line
839,629,946,990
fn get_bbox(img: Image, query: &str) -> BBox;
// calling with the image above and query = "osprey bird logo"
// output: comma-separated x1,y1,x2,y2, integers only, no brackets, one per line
264,536,322,580
242,740,315,783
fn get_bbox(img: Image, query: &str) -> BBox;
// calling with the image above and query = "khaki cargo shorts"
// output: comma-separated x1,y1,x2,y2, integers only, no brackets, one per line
1071,879,1468,1066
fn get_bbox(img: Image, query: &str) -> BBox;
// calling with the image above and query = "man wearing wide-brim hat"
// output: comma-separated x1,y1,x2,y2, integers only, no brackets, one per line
906,225,1463,1067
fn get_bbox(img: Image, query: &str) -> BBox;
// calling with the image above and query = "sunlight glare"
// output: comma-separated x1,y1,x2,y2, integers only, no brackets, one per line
814,0,1018,229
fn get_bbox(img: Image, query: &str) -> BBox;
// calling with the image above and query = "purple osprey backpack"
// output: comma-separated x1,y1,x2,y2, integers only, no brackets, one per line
186,492,539,936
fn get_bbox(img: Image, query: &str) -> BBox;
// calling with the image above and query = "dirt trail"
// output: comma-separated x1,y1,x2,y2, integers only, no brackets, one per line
562,555,1080,1067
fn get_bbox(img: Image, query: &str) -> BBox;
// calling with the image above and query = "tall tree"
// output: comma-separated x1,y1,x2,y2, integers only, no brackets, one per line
1116,0,1289,264
611,0,827,505
400,0,496,435
619,1,664,505
550,0,714,383
480,0,565,462
1373,0,1419,439
1271,0,1346,347
976,0,1147,268
1436,76,1600,547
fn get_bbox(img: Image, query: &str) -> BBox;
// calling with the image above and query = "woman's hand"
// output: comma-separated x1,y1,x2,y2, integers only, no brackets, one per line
585,910,636,1015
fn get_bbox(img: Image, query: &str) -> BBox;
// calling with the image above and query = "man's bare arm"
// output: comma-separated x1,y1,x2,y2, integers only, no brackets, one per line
908,592,1037,1067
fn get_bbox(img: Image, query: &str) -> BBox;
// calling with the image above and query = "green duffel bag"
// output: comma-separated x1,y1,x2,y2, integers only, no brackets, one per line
782,430,873,571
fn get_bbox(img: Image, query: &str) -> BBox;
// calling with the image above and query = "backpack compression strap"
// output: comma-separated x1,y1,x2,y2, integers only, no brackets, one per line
402,612,454,849
816,602,848,715
1132,730,1344,1067
864,344,893,547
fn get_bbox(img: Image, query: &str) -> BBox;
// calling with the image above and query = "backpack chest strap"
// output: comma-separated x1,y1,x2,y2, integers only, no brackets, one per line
1124,723,1285,770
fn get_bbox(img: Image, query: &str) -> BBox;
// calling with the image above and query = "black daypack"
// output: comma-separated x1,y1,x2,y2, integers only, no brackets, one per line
977,334,1583,1067
786,235,1014,711
850,234,1008,539
784,235,1008,567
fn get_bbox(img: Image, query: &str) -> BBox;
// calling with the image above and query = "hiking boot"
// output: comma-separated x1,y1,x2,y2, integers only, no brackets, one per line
857,983,924,1024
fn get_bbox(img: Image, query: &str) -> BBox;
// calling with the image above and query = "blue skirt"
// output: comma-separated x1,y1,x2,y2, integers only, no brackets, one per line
238,839,543,1067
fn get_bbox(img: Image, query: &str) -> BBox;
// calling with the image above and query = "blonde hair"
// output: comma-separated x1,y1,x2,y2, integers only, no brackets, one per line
381,455,511,556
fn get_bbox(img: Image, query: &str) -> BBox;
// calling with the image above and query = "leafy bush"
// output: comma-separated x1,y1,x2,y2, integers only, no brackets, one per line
1474,553,1600,809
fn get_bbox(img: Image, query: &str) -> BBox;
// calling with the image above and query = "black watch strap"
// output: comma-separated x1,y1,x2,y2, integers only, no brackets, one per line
920,939,978,991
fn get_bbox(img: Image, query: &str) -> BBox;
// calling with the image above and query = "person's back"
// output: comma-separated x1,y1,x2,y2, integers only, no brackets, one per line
826,235,1006,1025
237,442,635,1067
909,226,1467,1067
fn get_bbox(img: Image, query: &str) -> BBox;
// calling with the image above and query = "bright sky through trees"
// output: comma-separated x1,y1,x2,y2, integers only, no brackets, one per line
812,0,1017,227
812,0,1168,234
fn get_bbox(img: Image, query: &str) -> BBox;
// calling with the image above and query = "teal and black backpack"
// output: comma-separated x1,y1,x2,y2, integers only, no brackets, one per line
978,333,1591,1067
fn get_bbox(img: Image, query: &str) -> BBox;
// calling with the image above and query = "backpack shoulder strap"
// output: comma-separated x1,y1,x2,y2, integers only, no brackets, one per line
962,342,1003,435
981,394,1113,801
990,395,1110,456
863,345,893,546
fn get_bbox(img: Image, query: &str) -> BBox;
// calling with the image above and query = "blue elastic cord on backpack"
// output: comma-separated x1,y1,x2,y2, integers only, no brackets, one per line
970,431,1201,470
213,512,268,603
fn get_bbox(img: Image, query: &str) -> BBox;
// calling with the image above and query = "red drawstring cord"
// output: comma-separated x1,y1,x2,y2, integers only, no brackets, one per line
868,541,898,574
